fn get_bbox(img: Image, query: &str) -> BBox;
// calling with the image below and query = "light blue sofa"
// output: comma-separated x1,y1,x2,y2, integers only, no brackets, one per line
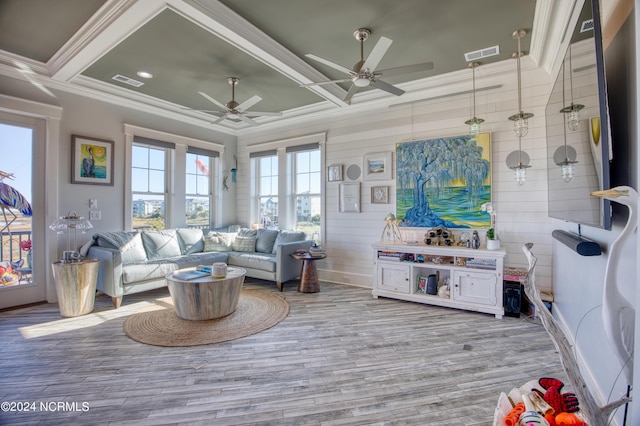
86,226,312,308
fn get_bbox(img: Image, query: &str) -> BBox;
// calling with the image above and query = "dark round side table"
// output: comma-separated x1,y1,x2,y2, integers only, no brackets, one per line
291,252,326,293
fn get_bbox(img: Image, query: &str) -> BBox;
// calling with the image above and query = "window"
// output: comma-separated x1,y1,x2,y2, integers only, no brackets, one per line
250,150,279,229
290,147,321,243
249,135,324,239
185,147,217,229
255,153,278,229
131,140,172,230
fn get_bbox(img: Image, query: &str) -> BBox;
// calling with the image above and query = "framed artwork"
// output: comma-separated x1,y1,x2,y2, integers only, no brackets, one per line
71,135,114,186
364,152,392,181
371,186,389,204
416,276,427,294
328,164,343,182
395,133,492,228
339,182,360,212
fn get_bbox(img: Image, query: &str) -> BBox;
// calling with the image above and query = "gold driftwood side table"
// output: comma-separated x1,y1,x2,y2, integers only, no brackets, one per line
51,258,99,317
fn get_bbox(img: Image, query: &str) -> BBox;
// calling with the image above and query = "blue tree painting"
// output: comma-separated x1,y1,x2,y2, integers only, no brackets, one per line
396,133,491,228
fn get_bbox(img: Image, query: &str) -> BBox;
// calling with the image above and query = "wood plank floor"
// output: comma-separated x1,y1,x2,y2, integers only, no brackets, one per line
0,280,566,425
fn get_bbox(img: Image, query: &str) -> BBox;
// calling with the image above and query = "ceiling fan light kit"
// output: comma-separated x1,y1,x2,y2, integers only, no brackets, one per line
193,76,282,126
304,28,433,103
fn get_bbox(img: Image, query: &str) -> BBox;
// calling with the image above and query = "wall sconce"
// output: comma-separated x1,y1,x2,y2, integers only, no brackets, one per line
464,62,484,136
559,44,584,131
49,211,93,263
507,29,534,137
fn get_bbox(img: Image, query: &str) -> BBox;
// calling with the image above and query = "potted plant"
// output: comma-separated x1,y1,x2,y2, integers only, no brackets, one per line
481,203,500,250
486,227,500,250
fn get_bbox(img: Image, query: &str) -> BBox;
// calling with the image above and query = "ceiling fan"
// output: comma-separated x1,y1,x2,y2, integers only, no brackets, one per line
304,28,434,102
196,77,282,126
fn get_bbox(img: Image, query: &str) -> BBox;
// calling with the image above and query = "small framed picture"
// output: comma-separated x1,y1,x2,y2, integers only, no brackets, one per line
339,182,360,213
328,165,343,182
71,135,114,186
371,186,389,204
364,152,392,181
416,276,428,294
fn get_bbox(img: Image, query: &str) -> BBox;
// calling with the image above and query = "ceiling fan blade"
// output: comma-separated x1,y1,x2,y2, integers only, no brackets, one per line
376,61,434,78
239,114,259,126
300,78,352,87
343,84,359,103
369,79,405,96
182,107,222,115
212,115,227,125
237,95,262,112
305,54,355,76
244,111,283,117
362,36,392,72
198,91,227,111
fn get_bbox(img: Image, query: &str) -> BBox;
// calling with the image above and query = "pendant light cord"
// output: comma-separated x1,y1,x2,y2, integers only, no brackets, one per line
517,35,523,113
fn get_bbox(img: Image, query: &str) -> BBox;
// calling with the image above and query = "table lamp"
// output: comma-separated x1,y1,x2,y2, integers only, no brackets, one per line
49,211,93,263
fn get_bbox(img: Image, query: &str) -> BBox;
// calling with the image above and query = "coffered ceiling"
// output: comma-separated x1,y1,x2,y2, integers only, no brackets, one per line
0,0,569,134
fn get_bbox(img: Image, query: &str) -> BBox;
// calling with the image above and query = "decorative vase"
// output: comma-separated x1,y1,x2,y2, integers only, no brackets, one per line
26,250,32,269
486,239,501,250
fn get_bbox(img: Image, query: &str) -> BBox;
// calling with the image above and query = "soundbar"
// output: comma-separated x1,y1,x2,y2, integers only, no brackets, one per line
552,230,602,256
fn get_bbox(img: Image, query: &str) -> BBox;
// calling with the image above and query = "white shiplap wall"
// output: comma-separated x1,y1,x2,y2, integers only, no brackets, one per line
236,63,556,291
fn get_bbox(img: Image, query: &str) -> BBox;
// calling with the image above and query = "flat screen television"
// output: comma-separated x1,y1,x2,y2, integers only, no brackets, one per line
545,0,612,230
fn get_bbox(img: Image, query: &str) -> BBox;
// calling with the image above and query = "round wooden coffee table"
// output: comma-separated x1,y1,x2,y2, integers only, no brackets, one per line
166,267,246,320
291,253,326,293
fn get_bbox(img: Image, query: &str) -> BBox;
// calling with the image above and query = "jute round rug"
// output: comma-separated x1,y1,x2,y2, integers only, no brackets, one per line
123,289,289,347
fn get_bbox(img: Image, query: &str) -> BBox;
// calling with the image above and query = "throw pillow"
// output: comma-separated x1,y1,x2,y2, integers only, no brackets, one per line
176,228,204,254
256,229,279,253
141,229,182,260
232,236,257,252
237,227,258,238
95,231,147,265
203,232,235,252
272,230,307,253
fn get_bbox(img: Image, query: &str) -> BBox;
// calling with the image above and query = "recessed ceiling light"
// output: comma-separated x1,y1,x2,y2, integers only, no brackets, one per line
137,71,153,79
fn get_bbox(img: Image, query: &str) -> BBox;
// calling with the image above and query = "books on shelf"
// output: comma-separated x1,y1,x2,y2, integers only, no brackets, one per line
465,257,497,270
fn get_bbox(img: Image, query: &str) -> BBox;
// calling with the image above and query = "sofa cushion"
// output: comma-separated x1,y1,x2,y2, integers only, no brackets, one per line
94,231,147,265
227,252,277,273
176,228,204,254
204,232,235,252
232,236,257,252
141,229,182,260
121,252,229,284
256,229,279,253
272,230,307,253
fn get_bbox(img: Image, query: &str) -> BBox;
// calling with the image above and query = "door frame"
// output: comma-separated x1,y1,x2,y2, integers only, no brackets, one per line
0,95,62,307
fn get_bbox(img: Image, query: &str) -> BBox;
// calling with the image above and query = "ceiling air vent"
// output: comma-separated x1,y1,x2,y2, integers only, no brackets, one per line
464,45,500,62
581,19,594,33
112,74,144,87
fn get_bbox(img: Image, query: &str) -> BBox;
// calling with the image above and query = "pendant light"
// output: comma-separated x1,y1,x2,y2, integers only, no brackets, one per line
505,29,532,185
464,62,484,136
507,30,533,137
559,44,584,131
554,60,578,182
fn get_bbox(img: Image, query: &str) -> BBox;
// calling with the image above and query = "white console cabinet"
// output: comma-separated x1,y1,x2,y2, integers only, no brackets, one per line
372,243,506,318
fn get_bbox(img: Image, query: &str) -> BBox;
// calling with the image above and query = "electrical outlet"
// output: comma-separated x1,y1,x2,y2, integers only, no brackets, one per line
89,199,97,208
90,210,101,221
